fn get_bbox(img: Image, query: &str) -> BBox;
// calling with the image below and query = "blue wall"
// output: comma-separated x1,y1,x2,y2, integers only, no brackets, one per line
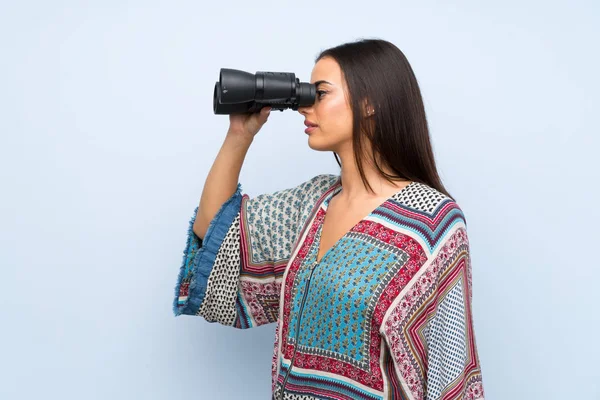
1,1,598,398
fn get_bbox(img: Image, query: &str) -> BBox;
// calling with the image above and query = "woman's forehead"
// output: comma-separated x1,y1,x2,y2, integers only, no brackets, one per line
310,57,341,85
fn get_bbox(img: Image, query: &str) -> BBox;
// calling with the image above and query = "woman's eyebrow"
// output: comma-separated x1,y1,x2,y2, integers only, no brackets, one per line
314,80,333,87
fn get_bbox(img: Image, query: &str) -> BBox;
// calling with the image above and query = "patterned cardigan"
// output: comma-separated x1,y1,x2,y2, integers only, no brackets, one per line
173,174,485,400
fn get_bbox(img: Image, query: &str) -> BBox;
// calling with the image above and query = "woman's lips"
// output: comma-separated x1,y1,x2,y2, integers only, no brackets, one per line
305,126,318,134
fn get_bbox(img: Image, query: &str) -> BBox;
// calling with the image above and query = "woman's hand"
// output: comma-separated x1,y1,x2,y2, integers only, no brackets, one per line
226,106,272,141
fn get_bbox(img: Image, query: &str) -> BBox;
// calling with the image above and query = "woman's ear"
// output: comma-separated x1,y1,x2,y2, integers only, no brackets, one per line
362,98,375,118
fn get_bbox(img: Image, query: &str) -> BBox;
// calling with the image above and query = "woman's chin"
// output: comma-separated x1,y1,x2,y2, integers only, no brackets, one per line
307,136,329,151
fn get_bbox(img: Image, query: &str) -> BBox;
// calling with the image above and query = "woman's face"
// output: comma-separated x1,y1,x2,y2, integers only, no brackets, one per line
297,57,354,152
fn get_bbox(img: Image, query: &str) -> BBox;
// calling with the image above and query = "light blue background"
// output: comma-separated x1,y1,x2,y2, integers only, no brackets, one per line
1,1,598,399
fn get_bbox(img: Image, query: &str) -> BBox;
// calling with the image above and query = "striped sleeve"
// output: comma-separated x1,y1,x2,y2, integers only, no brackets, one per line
382,207,485,399
423,226,485,399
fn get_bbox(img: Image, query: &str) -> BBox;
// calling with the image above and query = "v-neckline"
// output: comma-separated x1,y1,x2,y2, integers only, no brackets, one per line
313,178,417,264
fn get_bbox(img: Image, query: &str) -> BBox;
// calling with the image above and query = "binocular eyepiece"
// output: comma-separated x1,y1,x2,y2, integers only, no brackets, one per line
213,68,316,114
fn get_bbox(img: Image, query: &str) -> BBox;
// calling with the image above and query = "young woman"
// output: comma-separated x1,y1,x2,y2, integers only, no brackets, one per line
174,38,485,400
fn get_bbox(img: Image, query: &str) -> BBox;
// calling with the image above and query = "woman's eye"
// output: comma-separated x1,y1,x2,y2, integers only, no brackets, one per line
317,90,327,99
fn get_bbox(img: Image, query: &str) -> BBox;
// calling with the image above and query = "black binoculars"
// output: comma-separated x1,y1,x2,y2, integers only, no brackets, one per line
213,68,316,114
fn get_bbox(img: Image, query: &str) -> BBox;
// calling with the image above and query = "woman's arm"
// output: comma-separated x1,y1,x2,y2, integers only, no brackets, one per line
193,106,271,239
193,132,253,240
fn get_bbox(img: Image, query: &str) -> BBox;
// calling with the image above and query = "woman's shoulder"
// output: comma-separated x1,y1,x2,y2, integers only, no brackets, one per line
250,173,338,208
395,181,467,223
294,173,340,202
308,173,340,190
290,173,339,197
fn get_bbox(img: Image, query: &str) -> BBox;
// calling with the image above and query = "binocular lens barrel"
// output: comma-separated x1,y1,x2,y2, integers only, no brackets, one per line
213,68,316,114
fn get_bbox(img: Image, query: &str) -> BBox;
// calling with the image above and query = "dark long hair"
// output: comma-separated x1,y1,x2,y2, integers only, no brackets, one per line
316,38,455,201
